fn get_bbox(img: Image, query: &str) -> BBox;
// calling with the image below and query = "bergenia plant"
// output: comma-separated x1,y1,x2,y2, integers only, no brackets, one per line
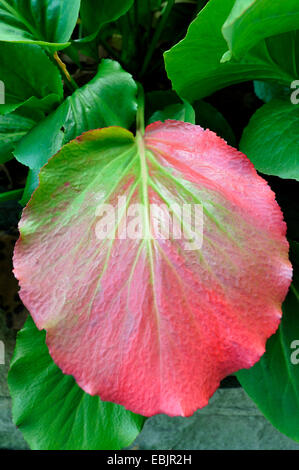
0,0,298,450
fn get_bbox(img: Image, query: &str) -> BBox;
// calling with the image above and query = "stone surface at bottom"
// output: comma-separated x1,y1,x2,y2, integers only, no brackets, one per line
131,388,299,450
1,372,299,450
0,397,28,450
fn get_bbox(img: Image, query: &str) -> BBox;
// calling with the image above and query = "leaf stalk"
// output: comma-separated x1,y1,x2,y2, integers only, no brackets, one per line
53,51,79,91
136,82,145,135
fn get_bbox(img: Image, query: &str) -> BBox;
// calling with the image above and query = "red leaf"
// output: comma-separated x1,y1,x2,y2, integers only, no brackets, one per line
14,121,292,416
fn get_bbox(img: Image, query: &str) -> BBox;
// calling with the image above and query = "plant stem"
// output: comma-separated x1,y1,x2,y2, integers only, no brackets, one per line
136,82,145,135
140,0,175,77
53,51,79,91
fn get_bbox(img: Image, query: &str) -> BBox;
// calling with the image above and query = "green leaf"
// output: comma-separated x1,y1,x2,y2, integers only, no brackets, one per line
0,111,35,164
0,43,63,114
80,0,134,36
0,0,80,49
237,241,299,443
148,100,195,124
240,99,299,180
8,316,145,450
222,0,299,60
14,59,137,171
164,0,295,101
14,103,66,170
20,168,39,206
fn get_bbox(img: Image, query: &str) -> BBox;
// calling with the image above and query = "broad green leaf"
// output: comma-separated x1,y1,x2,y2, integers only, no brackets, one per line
237,241,299,442
0,0,80,49
80,0,133,37
148,100,195,124
20,168,39,207
14,59,137,171
15,103,67,170
0,111,35,164
164,0,295,101
0,43,63,114
8,316,145,450
222,0,299,60
240,99,299,180
14,121,291,417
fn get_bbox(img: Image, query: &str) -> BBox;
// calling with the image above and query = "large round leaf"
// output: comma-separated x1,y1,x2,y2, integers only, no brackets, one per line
14,121,292,417
240,99,299,181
